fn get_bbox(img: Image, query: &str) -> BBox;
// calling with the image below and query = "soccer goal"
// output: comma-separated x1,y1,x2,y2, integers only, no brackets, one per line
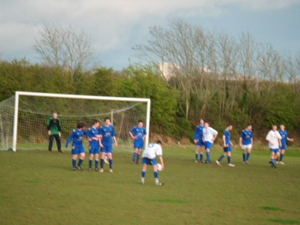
0,91,150,152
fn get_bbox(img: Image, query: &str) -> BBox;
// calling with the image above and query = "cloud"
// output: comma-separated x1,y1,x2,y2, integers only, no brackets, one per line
0,0,299,64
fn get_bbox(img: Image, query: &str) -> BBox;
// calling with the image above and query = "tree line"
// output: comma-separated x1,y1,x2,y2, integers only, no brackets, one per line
1,19,300,142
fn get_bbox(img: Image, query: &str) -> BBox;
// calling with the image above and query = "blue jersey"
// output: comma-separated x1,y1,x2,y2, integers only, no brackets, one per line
87,127,100,147
240,129,253,145
66,128,87,147
130,126,147,140
100,125,116,146
223,129,231,146
279,130,288,146
194,125,205,141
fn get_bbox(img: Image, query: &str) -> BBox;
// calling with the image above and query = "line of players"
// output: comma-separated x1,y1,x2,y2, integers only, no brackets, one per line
65,117,164,185
194,119,294,168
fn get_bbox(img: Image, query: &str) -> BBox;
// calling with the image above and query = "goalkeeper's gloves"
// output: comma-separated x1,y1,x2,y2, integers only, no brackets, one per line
48,130,52,135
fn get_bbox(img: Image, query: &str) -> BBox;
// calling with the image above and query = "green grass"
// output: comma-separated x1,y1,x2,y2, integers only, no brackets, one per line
1,147,300,225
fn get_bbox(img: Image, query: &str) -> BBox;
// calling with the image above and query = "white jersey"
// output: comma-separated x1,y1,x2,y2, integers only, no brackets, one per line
203,127,218,143
142,143,163,159
266,130,282,149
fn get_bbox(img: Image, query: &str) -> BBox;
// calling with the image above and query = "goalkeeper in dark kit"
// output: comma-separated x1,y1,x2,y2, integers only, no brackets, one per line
47,112,63,153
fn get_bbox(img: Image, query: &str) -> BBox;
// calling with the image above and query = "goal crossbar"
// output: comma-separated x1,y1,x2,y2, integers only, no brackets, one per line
13,91,151,151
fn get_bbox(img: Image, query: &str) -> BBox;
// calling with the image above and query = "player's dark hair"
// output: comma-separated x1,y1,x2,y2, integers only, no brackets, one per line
138,120,143,123
77,122,86,129
247,124,251,127
53,112,57,114
227,124,232,127
93,119,100,125
104,117,110,122
156,140,162,145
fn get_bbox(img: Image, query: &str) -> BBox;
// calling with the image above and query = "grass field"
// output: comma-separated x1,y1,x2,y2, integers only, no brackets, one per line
1,146,300,225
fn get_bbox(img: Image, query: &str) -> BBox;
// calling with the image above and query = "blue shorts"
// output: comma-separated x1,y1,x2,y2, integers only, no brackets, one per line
270,148,280,153
280,144,286,150
205,142,212,150
71,145,85,155
142,157,157,165
196,140,205,146
101,145,113,153
224,146,232,152
89,146,100,154
134,139,144,149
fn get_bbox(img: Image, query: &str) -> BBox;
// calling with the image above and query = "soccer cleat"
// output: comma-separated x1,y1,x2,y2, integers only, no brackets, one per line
228,163,235,167
216,160,221,166
272,165,277,168
136,161,139,164
195,160,198,163
268,161,272,165
99,169,104,173
72,167,76,171
48,150,52,153
156,182,165,186
95,168,99,172
206,161,210,164
275,161,279,164
201,160,206,163
88,168,92,171
132,161,135,164
245,161,249,165
141,181,144,185
109,169,113,173
279,161,285,165
58,150,63,153
76,166,83,171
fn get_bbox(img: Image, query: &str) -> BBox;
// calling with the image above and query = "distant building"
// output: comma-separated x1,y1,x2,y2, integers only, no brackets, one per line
158,62,180,81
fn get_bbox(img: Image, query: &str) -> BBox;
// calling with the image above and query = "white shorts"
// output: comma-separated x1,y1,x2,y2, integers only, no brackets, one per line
242,144,252,150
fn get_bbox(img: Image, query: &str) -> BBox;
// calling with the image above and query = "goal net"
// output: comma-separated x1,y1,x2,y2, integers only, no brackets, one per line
0,92,150,152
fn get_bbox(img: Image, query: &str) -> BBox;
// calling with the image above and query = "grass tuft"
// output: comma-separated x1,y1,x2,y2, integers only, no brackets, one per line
261,206,284,211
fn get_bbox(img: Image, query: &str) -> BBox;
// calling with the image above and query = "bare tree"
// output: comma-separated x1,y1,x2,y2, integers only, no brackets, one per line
33,22,94,82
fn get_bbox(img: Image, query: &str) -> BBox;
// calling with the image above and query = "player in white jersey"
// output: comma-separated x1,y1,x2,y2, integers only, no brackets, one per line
202,122,218,163
141,140,164,186
266,125,282,168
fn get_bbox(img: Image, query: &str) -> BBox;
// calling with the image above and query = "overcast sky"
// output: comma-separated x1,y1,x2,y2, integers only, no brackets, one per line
1,0,300,70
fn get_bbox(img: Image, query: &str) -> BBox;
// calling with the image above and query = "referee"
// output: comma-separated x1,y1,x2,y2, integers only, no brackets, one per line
47,112,63,153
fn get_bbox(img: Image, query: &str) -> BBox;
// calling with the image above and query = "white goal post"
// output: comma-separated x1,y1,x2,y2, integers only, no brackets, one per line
12,91,151,152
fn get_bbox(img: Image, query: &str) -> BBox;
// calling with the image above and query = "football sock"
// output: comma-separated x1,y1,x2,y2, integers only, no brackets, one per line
78,159,83,166
243,154,246,161
280,154,284,161
109,159,113,169
200,154,203,161
95,160,99,168
100,159,104,168
271,159,275,166
246,153,250,161
228,156,231,164
72,159,76,168
132,152,137,162
206,152,210,162
195,153,199,161
142,170,146,178
218,154,225,162
137,154,140,162
89,159,92,168
154,171,159,179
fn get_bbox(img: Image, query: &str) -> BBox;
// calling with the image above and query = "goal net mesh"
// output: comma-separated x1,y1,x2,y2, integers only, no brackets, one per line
0,95,148,152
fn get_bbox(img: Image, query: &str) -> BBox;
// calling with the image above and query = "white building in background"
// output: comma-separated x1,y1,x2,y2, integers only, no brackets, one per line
158,62,180,81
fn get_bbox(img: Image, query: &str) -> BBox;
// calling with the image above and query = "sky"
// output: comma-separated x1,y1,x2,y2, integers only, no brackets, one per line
1,0,300,70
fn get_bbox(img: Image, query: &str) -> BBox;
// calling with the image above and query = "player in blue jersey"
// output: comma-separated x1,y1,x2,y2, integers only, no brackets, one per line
202,122,218,163
194,119,205,163
239,124,253,164
99,117,118,173
130,120,147,164
216,124,235,167
87,120,101,171
65,122,87,171
277,124,294,165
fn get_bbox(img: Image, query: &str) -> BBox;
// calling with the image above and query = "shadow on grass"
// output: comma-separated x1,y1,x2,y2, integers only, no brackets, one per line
147,199,188,203
268,219,300,224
